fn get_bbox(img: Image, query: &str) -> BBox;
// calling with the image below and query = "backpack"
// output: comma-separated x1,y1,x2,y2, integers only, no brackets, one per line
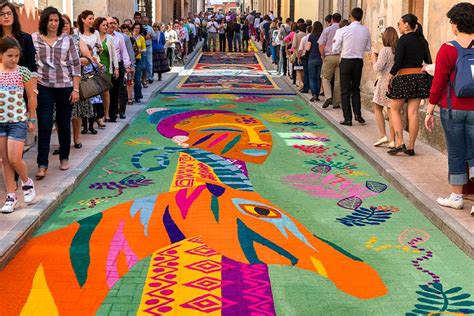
449,40,474,98
279,25,290,41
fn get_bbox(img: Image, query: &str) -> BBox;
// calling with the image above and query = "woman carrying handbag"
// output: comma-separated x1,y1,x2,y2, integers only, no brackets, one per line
95,17,119,123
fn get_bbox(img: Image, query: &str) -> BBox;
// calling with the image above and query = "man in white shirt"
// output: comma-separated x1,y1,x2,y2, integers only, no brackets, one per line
207,17,218,52
332,7,371,126
269,11,275,21
254,14,261,41
246,13,255,38
279,18,291,75
165,24,178,66
107,17,131,121
318,13,342,109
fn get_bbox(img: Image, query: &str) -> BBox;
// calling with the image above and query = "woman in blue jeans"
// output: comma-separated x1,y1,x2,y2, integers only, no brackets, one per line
425,2,474,210
132,22,146,102
32,7,81,178
306,22,323,102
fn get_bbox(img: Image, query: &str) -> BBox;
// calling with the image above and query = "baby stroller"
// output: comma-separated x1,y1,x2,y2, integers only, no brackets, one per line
173,41,185,66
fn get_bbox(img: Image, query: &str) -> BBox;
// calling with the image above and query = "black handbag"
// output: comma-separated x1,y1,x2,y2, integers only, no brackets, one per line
79,57,113,100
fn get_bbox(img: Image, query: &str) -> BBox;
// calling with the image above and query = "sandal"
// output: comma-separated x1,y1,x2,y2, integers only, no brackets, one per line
35,167,48,180
52,148,60,155
74,142,82,149
59,160,70,171
128,98,133,105
96,119,106,129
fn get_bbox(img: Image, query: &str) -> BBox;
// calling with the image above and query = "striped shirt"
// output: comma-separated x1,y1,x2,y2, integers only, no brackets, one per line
32,32,81,88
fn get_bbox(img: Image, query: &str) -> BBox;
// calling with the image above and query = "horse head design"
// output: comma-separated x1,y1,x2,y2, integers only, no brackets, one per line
0,108,387,315
157,182,388,300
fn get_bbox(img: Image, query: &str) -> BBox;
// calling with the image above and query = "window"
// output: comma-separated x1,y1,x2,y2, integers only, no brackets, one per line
137,0,152,18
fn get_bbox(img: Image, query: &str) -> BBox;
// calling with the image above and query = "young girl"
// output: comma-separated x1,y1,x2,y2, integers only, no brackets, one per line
0,37,37,213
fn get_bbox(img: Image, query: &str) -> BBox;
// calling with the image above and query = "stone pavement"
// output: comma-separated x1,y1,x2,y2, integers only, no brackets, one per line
0,47,472,315
255,43,474,258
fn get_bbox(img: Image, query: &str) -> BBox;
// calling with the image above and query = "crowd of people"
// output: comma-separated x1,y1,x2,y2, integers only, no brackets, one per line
0,4,205,213
0,2,473,216
247,4,473,211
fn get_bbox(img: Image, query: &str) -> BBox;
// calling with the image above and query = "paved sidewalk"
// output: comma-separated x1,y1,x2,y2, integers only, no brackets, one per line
255,43,473,257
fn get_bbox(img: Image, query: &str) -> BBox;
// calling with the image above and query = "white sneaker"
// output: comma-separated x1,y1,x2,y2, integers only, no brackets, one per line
22,179,36,204
373,136,389,147
437,195,464,209
1,195,19,213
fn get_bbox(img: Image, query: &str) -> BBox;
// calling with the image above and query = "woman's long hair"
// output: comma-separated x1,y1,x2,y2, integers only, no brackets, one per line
94,17,107,34
62,14,73,35
311,21,323,37
401,13,424,38
0,2,22,39
401,13,431,63
382,26,399,54
78,10,95,34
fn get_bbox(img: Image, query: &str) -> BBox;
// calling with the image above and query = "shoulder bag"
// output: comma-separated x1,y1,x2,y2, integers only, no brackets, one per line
79,57,113,100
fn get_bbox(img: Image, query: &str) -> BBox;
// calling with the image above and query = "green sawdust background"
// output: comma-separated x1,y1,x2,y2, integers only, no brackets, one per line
34,94,473,315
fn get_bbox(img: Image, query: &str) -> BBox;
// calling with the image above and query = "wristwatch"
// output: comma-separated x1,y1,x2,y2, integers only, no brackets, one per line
33,89,39,95
73,88,80,93
28,118,37,123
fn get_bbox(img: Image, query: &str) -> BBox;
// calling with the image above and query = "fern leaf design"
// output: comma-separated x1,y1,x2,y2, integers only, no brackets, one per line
336,207,392,227
406,283,474,315
282,174,378,200
305,159,357,171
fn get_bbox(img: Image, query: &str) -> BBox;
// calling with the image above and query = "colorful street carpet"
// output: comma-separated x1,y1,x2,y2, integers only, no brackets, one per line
167,52,291,94
178,74,278,90
198,52,260,64
0,53,472,315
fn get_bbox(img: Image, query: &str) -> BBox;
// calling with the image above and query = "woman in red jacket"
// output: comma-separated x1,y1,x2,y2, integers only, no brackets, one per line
425,2,474,210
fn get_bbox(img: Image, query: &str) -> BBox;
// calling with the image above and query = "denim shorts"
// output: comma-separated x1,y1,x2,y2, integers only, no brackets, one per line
0,121,28,142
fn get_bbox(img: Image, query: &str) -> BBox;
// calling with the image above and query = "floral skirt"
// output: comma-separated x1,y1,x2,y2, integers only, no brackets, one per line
71,98,94,119
71,94,102,119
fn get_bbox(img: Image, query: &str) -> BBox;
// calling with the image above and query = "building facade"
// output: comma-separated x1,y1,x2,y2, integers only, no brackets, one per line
14,0,205,28
209,0,241,13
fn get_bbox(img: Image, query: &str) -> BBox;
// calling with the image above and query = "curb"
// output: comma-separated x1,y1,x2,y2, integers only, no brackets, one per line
252,44,473,258
0,45,202,269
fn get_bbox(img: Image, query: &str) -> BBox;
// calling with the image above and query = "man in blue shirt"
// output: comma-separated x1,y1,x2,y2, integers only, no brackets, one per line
142,16,156,84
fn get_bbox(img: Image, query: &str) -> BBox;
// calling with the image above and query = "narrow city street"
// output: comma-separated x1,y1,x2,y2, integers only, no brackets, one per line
0,51,473,315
